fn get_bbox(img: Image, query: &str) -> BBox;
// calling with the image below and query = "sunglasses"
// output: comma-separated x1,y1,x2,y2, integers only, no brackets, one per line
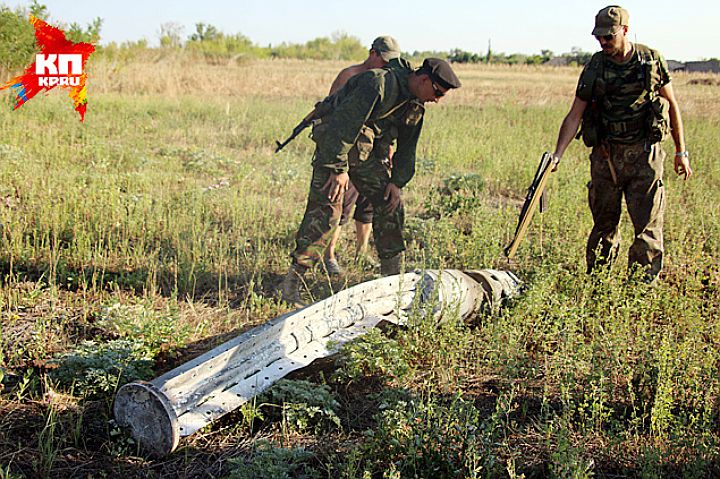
431,82,445,98
595,30,620,41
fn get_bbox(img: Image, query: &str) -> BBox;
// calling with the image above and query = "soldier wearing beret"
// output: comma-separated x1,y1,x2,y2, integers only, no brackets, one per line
323,36,401,277
552,5,692,282
281,57,461,305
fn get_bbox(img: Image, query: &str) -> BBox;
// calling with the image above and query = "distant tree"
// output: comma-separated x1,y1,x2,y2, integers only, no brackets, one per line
0,3,40,75
564,46,592,66
28,0,48,20
525,54,544,65
189,23,220,43
331,32,367,61
506,53,527,65
159,22,184,49
448,49,482,63
271,34,365,61
65,17,103,44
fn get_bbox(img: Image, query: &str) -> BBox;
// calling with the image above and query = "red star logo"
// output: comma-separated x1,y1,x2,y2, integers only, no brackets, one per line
0,16,96,121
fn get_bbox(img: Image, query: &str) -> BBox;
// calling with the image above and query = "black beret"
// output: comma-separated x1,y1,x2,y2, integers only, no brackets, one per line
418,58,461,89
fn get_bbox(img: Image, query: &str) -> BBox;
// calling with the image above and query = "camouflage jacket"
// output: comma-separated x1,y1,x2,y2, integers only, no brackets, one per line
313,58,424,188
576,43,671,144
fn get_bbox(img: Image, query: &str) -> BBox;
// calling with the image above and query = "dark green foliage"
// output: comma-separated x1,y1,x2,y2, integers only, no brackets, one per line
335,328,410,382
270,32,367,61
48,340,153,398
63,17,103,44
225,441,319,479
260,379,341,433
0,1,101,78
342,392,504,479
97,301,190,357
423,173,486,218
0,3,38,75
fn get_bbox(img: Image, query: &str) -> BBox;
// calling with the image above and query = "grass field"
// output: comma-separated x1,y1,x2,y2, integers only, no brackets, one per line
0,56,719,478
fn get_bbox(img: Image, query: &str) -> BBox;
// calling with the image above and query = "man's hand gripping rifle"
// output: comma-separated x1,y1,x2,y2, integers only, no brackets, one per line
504,152,560,259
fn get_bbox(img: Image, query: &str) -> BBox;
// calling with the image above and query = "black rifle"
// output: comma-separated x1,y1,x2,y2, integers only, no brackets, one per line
504,152,559,259
275,108,317,153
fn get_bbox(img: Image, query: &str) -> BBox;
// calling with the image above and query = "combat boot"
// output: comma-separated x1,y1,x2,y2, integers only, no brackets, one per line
380,254,403,276
280,265,307,308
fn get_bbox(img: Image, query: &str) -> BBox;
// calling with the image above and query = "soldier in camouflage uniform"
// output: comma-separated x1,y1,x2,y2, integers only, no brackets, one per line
323,36,401,277
552,5,692,281
281,58,461,305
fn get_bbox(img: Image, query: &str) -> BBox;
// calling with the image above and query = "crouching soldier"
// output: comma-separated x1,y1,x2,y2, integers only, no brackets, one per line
281,57,461,305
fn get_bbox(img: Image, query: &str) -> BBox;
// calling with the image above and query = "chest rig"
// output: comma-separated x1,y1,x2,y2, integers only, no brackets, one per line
577,44,669,146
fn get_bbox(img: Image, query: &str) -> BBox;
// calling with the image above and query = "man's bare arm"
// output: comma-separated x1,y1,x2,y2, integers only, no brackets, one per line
329,65,363,95
552,96,587,160
659,82,692,180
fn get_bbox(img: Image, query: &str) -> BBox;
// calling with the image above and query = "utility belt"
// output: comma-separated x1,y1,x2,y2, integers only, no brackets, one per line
604,117,646,135
580,97,669,147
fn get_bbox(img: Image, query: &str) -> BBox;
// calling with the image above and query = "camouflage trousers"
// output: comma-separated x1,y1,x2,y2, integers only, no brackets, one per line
291,156,404,268
586,141,666,279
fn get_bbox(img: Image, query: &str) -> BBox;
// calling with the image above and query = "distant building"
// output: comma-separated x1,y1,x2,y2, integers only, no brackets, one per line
685,60,720,74
667,60,685,72
546,57,570,67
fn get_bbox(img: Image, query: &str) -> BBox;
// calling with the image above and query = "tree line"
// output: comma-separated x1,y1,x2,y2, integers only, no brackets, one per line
1,1,595,76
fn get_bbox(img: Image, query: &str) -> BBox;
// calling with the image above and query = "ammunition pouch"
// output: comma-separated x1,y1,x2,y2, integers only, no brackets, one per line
348,125,375,164
374,128,395,160
646,95,670,144
577,56,605,148
580,102,602,148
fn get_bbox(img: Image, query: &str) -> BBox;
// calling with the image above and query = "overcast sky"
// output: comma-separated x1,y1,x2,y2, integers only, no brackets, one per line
3,0,718,61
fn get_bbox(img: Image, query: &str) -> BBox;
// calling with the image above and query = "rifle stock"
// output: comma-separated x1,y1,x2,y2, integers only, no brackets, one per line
504,152,559,259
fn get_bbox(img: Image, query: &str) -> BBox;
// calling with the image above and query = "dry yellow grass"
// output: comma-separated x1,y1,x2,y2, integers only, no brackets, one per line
87,56,719,120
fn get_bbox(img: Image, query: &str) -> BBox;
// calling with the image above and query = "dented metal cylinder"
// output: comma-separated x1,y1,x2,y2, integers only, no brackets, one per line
114,269,520,456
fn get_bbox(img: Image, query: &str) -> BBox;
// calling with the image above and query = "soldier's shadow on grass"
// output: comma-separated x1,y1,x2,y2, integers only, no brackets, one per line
0,255,293,309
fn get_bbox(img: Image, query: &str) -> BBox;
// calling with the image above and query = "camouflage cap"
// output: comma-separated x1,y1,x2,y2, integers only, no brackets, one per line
371,35,401,61
592,5,629,36
418,58,462,89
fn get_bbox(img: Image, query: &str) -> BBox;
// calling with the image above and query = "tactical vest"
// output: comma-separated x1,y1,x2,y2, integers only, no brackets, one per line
577,44,670,146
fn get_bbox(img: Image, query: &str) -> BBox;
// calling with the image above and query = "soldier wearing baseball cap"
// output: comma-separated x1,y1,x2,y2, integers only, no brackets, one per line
549,5,692,283
592,5,629,36
371,36,401,62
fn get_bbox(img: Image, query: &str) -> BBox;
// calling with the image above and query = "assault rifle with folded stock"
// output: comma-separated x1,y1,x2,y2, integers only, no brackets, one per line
504,152,559,259
275,95,338,153
274,108,318,153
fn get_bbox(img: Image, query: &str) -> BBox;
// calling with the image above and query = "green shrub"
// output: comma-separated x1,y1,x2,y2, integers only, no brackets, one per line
335,328,410,382
354,393,496,479
0,4,37,76
97,301,189,357
271,33,366,61
260,379,341,433
48,340,153,398
423,173,486,218
224,441,319,479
